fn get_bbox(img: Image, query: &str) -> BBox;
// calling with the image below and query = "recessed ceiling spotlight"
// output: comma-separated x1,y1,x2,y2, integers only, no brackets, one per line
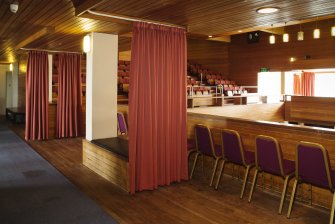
238,30,243,33
208,35,213,38
256,7,279,14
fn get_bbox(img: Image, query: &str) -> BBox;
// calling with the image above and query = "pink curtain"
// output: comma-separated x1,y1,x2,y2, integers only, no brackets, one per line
56,53,82,138
301,72,315,96
25,51,49,140
293,74,301,95
129,22,188,193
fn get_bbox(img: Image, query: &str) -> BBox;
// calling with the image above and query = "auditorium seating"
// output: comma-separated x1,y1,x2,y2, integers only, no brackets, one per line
118,60,131,94
187,61,246,97
248,135,295,214
215,129,255,199
287,142,335,223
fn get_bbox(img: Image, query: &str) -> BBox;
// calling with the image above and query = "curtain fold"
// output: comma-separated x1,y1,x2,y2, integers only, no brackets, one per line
129,22,188,193
56,53,82,138
293,74,302,95
301,72,315,96
25,51,49,140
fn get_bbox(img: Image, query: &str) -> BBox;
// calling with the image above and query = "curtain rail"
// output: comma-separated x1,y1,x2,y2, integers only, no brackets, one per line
20,48,81,54
87,9,186,29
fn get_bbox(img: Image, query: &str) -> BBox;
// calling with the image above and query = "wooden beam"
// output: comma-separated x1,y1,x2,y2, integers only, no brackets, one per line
74,0,106,16
15,27,55,50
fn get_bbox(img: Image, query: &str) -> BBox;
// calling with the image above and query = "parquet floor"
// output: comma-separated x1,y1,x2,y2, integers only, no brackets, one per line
8,124,331,224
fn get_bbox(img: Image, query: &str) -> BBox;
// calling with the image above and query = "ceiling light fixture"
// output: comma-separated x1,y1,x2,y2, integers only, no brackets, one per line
238,30,242,33
269,24,275,44
297,23,304,41
313,17,320,39
208,35,213,38
256,7,279,14
283,22,289,42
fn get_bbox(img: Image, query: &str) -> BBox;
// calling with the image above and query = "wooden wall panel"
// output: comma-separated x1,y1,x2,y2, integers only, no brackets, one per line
188,103,285,122
187,39,229,76
285,96,335,126
229,19,335,86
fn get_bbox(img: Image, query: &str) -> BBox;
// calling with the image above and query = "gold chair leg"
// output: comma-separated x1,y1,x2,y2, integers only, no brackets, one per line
287,179,298,218
279,176,289,214
201,154,205,176
248,169,259,202
215,160,226,190
329,192,335,224
190,153,199,179
309,184,313,205
240,165,251,199
262,173,265,190
210,158,220,186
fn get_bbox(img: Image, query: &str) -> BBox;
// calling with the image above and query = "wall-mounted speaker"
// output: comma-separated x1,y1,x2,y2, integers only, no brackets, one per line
247,31,260,43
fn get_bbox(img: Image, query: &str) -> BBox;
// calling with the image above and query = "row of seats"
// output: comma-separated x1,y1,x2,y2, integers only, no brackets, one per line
117,61,131,94
210,79,235,86
118,77,130,84
187,124,335,223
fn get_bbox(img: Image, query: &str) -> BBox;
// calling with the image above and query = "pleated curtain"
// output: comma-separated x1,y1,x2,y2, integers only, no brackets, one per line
293,74,302,95
25,51,49,140
301,72,315,96
56,53,82,138
129,22,188,193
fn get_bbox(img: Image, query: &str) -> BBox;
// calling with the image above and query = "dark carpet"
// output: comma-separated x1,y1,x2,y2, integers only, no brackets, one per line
0,125,117,224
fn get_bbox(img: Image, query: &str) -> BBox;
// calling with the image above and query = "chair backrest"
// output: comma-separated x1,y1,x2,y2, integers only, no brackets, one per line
194,124,217,157
117,112,128,135
256,135,284,176
297,141,333,189
221,129,245,165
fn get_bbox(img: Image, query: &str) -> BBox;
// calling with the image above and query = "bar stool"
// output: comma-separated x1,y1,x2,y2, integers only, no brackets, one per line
248,135,295,214
215,129,255,199
190,124,222,186
287,141,335,224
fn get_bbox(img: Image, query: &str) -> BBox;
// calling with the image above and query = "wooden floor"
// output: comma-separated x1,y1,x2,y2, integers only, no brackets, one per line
8,124,332,223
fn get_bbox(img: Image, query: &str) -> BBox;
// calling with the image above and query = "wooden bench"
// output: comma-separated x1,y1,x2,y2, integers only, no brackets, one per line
82,137,129,192
6,107,25,124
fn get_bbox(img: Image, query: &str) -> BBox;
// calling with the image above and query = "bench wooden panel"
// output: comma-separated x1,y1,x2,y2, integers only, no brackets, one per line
82,139,129,192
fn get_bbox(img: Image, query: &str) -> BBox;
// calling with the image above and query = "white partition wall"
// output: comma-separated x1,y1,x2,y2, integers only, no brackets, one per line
48,54,53,103
86,32,118,140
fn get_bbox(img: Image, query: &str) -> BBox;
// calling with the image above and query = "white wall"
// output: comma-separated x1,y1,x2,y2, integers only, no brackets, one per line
0,65,9,115
86,32,118,140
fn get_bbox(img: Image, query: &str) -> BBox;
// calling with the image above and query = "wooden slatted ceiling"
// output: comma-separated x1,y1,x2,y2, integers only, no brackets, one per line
1,0,335,62
93,0,335,35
